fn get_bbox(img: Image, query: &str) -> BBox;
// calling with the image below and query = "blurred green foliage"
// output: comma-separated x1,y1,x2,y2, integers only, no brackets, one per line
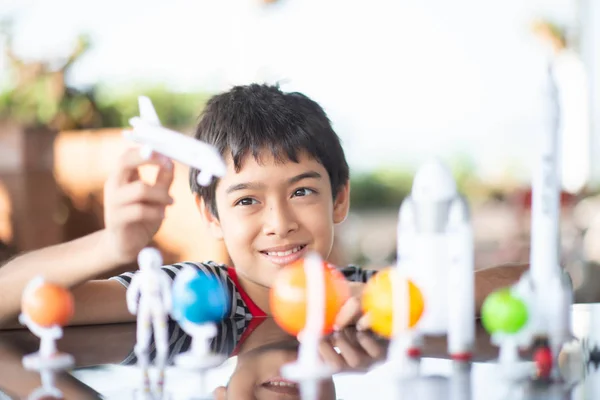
0,30,101,130
0,21,210,131
349,169,414,210
349,154,488,209
94,85,211,130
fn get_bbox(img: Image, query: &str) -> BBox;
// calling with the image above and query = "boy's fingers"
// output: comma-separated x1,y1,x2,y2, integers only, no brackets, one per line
115,147,172,185
334,297,361,331
333,333,367,369
356,331,385,359
318,339,345,372
340,326,361,348
356,313,371,332
155,160,175,190
114,182,174,207
114,204,165,224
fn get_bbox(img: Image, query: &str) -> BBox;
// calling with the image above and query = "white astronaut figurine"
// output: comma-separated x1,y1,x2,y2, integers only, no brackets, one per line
394,158,475,361
127,247,172,389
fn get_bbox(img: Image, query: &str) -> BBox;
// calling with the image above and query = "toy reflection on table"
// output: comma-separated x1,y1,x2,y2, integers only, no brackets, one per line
575,303,600,399
382,360,472,400
19,276,75,371
27,368,63,400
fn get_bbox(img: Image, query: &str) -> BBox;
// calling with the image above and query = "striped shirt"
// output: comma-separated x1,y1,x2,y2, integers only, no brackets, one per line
110,261,377,365
110,261,378,320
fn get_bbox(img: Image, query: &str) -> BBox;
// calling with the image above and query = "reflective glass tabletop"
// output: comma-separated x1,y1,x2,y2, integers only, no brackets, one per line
0,303,598,400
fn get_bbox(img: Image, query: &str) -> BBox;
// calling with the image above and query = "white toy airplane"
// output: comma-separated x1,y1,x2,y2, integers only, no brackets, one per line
124,96,227,186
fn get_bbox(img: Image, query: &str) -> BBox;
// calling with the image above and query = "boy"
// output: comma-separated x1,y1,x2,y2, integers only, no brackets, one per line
0,84,528,329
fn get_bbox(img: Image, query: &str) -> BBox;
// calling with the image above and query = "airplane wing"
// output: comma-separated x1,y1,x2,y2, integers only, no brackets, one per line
138,96,161,126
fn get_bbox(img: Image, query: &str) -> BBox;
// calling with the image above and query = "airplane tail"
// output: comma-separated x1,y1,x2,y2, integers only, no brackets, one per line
138,96,161,126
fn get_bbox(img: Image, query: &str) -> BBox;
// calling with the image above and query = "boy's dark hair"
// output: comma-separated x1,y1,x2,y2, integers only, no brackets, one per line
189,84,349,217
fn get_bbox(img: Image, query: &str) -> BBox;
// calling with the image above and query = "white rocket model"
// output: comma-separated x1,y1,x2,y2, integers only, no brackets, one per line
530,62,573,357
394,158,475,360
124,96,227,187
126,247,173,390
506,62,573,378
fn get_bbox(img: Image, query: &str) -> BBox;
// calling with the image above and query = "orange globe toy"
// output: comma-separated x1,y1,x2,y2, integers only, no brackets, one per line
270,259,350,336
362,267,424,338
22,282,74,327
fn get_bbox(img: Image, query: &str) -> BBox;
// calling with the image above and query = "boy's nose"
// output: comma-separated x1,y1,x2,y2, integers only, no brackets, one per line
263,204,299,238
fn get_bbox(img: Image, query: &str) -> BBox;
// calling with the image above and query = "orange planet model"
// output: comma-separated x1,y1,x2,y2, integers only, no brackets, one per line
270,259,350,336
362,267,424,338
22,282,74,327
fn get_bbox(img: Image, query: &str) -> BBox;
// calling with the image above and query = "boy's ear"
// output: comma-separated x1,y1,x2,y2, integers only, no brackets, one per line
333,181,350,224
194,194,224,240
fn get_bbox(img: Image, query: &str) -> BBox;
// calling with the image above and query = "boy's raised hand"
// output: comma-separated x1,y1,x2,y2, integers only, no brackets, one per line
101,148,175,265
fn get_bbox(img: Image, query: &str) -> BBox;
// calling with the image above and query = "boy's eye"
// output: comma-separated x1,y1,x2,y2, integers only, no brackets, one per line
235,197,258,206
292,188,316,197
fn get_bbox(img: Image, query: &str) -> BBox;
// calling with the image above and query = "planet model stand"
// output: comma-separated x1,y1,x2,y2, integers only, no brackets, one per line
20,276,75,372
170,265,230,398
271,252,351,400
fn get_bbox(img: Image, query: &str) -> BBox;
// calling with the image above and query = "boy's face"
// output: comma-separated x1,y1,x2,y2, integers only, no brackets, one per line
200,150,349,289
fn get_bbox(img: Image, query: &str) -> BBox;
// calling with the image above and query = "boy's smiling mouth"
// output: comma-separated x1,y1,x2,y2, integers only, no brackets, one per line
261,378,299,395
259,244,307,266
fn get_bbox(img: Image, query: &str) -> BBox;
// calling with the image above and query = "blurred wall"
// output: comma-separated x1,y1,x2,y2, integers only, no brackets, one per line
0,121,62,254
53,129,230,268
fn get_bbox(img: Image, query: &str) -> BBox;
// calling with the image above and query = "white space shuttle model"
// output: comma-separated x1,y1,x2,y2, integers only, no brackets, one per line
124,96,227,187
394,157,475,360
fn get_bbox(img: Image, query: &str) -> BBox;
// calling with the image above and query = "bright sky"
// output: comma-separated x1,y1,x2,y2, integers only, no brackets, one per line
0,0,577,180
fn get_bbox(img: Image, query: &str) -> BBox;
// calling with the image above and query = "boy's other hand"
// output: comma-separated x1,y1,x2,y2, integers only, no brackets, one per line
319,328,385,372
333,282,365,331
101,147,175,265
333,296,362,331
